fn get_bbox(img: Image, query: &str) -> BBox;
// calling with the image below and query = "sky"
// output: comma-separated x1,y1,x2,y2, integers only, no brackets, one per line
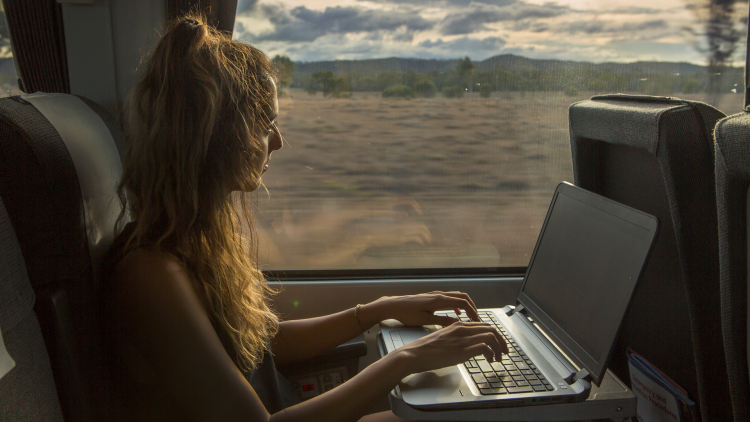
233,0,749,64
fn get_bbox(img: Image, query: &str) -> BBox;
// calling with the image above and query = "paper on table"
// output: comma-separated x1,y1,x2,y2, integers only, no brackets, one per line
629,361,680,421
0,326,16,380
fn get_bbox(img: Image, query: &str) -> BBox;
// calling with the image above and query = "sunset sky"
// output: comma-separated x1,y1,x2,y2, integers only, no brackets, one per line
233,0,748,65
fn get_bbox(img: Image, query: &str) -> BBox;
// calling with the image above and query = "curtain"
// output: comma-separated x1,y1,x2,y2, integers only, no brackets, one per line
2,0,69,94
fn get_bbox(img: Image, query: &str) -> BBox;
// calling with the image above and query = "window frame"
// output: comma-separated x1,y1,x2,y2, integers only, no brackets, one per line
263,266,527,282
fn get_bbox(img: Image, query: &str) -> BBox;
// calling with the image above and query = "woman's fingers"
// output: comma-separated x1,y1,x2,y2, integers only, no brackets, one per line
465,343,498,363
465,331,509,357
445,323,508,356
447,291,478,317
428,314,460,327
427,291,479,321
398,322,508,375
429,295,480,321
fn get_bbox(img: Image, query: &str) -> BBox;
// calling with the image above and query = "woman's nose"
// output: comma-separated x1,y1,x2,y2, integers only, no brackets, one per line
270,129,283,153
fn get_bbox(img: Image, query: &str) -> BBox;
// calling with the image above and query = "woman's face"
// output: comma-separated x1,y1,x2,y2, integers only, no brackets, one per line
240,82,282,192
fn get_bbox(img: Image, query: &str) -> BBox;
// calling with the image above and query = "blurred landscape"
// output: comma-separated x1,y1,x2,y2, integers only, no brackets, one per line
254,55,744,270
290,54,743,98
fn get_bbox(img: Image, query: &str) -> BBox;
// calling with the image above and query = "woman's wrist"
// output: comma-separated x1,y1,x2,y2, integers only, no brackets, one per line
381,347,415,381
358,299,388,330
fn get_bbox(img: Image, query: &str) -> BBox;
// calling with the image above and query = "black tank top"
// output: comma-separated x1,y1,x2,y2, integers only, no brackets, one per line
101,222,299,419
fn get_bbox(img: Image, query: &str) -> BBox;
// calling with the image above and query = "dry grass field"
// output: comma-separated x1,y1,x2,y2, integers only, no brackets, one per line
254,89,744,271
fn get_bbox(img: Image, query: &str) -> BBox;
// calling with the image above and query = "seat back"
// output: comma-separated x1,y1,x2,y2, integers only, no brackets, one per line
0,196,64,421
0,93,127,421
714,111,750,422
568,94,730,421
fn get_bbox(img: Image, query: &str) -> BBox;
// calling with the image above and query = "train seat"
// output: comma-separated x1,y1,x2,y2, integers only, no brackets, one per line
0,93,127,421
568,94,731,421
0,196,65,421
714,111,750,422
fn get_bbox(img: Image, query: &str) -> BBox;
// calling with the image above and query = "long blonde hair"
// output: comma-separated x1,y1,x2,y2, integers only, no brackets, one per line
117,13,279,371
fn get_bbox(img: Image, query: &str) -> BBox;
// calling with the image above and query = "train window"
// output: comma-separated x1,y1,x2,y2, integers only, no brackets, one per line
0,4,18,97
234,0,748,272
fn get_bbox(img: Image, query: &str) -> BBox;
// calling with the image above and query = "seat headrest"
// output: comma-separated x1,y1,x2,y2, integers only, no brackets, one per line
21,93,128,280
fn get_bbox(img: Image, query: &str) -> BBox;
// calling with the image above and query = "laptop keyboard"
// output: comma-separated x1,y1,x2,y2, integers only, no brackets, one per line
437,311,555,395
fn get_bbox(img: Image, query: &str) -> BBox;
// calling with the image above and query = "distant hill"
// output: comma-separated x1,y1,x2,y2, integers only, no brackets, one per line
294,54,707,76
295,57,456,74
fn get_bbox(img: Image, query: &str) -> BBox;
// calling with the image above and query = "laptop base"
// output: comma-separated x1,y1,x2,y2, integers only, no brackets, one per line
377,333,636,421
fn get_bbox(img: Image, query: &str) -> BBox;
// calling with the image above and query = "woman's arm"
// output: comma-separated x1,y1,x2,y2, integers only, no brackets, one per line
275,321,507,422
272,292,494,366
273,349,410,422
115,250,506,422
272,307,372,367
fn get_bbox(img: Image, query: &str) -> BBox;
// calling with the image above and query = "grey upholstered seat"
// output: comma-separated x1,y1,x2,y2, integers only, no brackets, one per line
714,112,750,422
569,94,730,421
0,93,127,421
0,196,64,421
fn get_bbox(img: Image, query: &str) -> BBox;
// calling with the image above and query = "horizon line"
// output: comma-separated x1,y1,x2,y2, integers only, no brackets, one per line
284,53,722,67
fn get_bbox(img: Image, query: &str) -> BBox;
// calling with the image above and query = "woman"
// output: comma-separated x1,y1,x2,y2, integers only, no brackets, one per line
104,14,508,422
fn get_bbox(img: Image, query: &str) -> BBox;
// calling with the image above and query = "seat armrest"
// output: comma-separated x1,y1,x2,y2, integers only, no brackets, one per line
277,334,367,379
35,285,92,422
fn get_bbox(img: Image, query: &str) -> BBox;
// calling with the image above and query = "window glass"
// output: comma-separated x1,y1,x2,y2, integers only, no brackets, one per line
234,0,748,271
0,4,19,97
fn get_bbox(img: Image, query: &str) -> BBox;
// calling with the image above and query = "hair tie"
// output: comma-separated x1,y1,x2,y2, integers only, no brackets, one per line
185,18,201,27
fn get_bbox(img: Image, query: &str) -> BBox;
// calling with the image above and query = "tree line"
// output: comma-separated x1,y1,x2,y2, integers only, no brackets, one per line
273,55,744,98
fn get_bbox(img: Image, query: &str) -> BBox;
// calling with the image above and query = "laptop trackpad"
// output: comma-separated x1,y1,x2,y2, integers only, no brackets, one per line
390,328,431,349
389,328,466,404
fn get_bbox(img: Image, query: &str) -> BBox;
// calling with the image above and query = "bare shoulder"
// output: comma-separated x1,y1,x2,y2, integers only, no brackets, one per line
110,248,269,421
117,247,187,281
114,247,206,317
116,248,193,293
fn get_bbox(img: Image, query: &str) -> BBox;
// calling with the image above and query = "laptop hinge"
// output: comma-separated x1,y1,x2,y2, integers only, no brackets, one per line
505,304,525,316
564,368,591,385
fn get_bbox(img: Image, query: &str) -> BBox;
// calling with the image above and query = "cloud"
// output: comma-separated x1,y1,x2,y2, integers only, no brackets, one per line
510,21,550,32
393,29,416,42
261,3,295,26
293,6,432,33
604,40,700,62
606,6,664,15
249,23,326,42
236,0,259,15
439,3,570,35
235,0,700,64
360,0,516,6
562,19,669,35
235,20,246,34
419,35,507,53
255,5,435,42
418,38,446,48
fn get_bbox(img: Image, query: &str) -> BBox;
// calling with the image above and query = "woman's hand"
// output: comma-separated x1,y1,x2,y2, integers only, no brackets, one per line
363,291,482,328
392,322,509,375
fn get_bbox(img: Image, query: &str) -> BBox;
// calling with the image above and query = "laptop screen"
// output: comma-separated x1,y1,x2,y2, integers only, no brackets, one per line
517,183,657,386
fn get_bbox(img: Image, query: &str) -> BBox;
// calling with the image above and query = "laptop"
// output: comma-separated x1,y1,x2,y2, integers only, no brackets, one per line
379,182,658,410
